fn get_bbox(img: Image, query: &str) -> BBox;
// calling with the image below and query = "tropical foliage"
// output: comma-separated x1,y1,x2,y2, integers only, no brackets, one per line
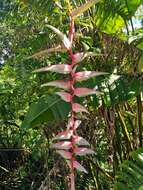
0,0,143,189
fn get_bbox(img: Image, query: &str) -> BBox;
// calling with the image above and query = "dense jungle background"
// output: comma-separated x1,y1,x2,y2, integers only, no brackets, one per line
0,0,143,189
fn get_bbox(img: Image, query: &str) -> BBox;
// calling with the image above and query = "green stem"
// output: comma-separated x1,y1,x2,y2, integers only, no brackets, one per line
117,105,133,153
89,161,99,190
124,19,129,36
89,158,114,181
114,119,122,163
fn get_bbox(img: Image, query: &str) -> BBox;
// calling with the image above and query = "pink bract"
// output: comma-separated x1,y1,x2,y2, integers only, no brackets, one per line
51,141,72,150
57,150,72,159
35,64,72,74
74,87,99,97
56,92,72,102
75,71,107,81
72,103,89,113
41,80,71,90
53,130,73,140
74,147,94,156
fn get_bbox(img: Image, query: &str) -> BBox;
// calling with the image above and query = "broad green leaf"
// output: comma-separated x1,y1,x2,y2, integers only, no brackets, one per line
115,148,143,190
119,0,143,19
137,41,143,50
21,95,70,129
84,74,143,107
96,14,124,34
95,0,143,34
115,182,130,190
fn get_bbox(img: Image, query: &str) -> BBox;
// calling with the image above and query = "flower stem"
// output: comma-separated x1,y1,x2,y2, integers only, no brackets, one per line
69,16,76,190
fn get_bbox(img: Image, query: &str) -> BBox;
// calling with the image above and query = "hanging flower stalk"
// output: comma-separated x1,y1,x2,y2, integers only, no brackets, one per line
34,1,104,189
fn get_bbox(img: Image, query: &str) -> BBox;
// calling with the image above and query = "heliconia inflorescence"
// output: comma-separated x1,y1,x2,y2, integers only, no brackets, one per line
35,1,104,189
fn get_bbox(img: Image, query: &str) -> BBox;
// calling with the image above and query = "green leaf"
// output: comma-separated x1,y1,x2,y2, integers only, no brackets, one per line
96,14,124,34
95,0,143,34
81,74,143,107
115,148,143,190
21,94,70,129
119,0,143,19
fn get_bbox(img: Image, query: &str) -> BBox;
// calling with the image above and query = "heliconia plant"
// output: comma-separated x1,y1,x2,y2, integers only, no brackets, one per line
34,0,104,189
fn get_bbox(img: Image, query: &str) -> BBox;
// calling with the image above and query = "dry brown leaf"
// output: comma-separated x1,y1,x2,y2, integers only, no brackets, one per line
29,45,67,59
71,0,101,18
